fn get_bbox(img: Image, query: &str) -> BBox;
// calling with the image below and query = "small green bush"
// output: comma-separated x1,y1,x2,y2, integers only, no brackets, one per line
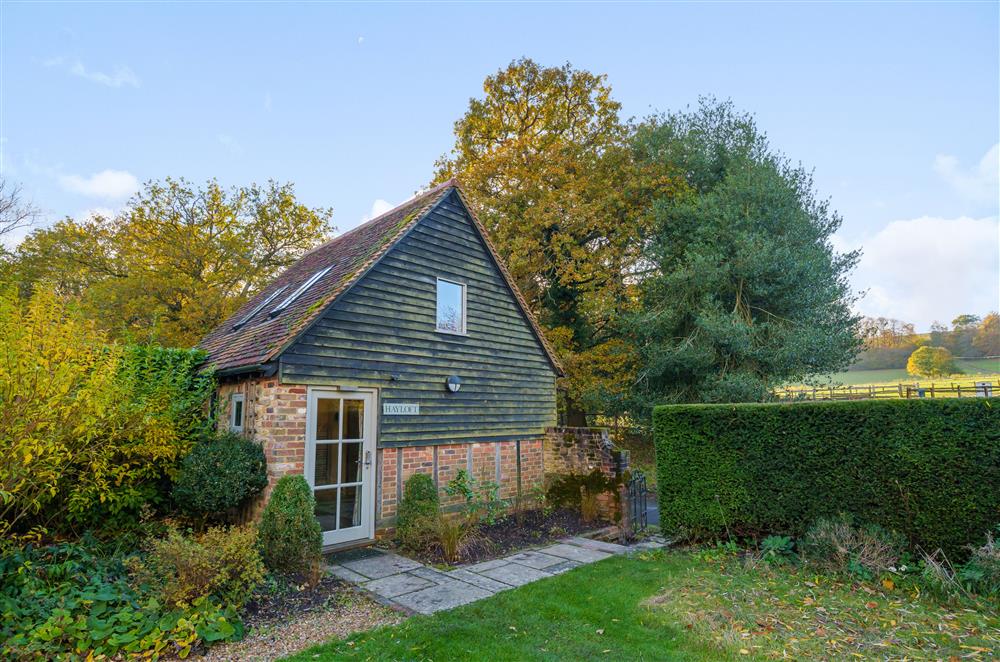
259,475,322,575
128,523,265,608
653,398,1000,559
958,529,1000,597
172,431,268,522
397,473,439,551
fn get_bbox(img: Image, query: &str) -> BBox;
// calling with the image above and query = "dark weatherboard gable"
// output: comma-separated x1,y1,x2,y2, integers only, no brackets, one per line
279,190,558,446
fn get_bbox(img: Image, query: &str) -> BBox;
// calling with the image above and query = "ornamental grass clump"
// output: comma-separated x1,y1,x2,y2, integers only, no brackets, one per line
258,475,322,578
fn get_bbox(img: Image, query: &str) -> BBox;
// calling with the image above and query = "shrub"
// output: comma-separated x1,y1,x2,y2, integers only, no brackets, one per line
958,529,1000,598
172,432,268,522
444,469,509,526
397,473,440,551
0,537,241,660
759,535,795,565
259,475,322,576
799,515,905,578
129,524,264,608
0,287,214,544
653,398,1000,559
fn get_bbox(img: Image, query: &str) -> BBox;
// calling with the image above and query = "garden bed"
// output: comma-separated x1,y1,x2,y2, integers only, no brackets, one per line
201,577,402,661
386,507,612,566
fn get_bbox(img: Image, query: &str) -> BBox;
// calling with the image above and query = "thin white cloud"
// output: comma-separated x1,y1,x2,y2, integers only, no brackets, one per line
44,56,140,88
363,199,393,222
358,36,365,45
841,216,1000,329
59,169,138,199
934,143,999,206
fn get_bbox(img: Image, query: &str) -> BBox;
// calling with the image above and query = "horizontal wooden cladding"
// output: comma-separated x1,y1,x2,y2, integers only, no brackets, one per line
381,433,546,448
281,190,557,447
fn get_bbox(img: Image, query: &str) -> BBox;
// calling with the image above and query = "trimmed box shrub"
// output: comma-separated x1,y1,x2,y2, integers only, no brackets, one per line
172,431,268,522
653,398,1000,559
397,473,439,551
258,475,322,576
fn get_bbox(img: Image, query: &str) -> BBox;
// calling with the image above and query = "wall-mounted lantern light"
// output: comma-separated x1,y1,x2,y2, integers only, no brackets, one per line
446,375,462,393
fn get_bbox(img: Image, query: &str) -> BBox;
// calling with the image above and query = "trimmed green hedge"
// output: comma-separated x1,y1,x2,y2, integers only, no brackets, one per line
653,398,1000,559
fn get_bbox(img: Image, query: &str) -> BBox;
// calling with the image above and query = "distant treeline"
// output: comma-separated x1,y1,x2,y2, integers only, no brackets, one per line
852,314,999,370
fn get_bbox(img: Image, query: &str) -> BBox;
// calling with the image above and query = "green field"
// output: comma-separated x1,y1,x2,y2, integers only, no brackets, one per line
792,357,1000,388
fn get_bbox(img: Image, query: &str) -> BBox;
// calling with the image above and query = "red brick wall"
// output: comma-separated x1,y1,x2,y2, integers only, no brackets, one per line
217,380,550,535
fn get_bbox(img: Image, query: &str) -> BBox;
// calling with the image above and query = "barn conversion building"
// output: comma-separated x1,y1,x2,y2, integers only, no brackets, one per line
199,180,565,547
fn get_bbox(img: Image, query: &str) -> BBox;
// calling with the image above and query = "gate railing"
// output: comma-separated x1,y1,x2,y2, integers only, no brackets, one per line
618,469,648,543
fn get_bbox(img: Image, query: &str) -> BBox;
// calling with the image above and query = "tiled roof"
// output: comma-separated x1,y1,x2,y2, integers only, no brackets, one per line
198,180,563,375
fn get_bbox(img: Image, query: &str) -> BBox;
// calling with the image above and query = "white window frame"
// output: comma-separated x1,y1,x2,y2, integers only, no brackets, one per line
230,393,245,433
435,277,467,335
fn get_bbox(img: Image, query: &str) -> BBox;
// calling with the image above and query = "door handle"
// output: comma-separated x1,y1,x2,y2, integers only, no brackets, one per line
364,450,372,469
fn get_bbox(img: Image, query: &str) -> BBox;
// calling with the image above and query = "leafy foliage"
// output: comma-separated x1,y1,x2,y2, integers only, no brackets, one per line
397,473,440,551
8,178,333,346
653,398,1000,559
0,537,242,660
258,475,322,576
444,469,508,526
629,99,861,408
128,524,265,609
435,58,687,421
172,432,268,522
906,345,959,377
0,287,214,544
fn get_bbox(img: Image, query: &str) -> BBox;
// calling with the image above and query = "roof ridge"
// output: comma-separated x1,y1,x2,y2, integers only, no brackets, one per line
300,179,458,259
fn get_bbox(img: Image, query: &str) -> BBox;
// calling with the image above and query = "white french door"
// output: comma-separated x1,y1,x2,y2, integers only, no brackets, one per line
305,389,377,546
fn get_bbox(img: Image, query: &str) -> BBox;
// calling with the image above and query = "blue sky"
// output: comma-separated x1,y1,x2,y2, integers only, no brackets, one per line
2,1,997,329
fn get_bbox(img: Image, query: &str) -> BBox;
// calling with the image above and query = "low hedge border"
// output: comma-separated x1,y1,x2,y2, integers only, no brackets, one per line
653,398,1000,559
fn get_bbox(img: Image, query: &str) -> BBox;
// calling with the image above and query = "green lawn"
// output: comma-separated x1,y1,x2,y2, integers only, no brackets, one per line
788,357,1000,388
285,550,999,661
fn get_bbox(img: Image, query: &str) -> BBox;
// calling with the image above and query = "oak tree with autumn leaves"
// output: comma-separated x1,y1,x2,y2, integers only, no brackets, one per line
434,58,687,423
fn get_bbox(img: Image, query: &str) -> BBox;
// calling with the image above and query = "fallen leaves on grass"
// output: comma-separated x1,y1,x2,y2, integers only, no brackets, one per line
643,557,1000,660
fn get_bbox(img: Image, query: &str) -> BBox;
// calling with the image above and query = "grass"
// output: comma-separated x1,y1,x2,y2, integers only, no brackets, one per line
285,549,999,661
806,357,1000,387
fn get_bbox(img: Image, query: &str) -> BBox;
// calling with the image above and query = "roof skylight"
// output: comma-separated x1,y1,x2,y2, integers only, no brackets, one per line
232,285,288,330
269,266,333,318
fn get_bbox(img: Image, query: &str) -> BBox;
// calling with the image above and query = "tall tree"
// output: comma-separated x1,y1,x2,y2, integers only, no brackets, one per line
435,58,684,422
973,312,1000,357
11,178,332,346
628,98,861,407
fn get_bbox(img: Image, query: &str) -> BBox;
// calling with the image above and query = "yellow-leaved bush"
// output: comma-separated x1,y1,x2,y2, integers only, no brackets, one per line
0,286,214,545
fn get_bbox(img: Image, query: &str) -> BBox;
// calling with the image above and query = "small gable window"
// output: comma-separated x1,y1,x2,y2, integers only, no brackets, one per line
230,393,245,433
436,278,466,335
270,266,333,318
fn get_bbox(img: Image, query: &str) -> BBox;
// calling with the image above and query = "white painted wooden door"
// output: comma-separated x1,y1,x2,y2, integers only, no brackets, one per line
305,389,376,546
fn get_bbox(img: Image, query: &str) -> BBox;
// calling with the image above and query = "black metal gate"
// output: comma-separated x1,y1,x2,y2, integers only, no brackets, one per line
619,470,648,542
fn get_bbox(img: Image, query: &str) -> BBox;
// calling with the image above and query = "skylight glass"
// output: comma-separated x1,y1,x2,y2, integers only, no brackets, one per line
232,285,288,330
269,266,333,318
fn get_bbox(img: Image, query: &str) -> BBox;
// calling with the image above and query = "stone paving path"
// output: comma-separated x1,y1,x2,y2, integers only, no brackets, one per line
326,535,667,615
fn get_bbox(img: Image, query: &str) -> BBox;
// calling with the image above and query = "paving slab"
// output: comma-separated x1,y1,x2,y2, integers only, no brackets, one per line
326,564,369,584
563,537,629,554
631,540,666,550
409,566,453,583
545,559,583,574
446,568,512,592
540,543,612,564
343,553,423,579
505,550,566,570
392,581,494,614
462,558,511,573
478,562,553,587
364,573,434,599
